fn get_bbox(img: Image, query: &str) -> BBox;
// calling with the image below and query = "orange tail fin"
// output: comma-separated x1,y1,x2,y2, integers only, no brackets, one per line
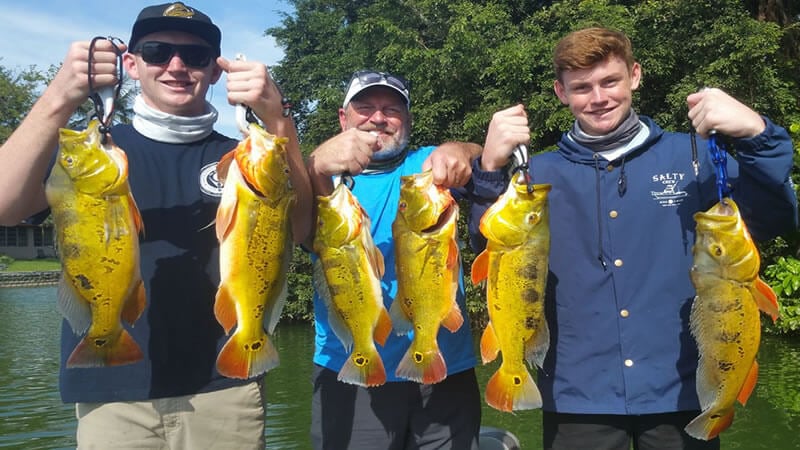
216,329,280,379
67,329,143,368
395,341,447,384
484,364,542,412
684,408,734,441
337,345,386,387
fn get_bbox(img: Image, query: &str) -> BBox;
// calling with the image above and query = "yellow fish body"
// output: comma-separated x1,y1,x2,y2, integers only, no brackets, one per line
46,119,146,368
471,179,551,412
313,182,392,387
214,123,295,379
685,198,779,440
391,170,463,384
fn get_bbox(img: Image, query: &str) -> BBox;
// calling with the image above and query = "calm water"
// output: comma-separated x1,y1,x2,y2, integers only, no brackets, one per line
1,286,799,449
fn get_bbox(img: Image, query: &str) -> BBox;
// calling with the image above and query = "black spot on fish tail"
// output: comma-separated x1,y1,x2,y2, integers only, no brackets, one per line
525,316,537,330
513,376,522,386
93,338,107,348
414,352,424,363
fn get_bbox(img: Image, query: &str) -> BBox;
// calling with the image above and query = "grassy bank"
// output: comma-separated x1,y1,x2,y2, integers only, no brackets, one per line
3,258,61,272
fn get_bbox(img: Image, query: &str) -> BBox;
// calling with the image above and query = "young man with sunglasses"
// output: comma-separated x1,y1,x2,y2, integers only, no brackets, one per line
305,70,484,449
0,2,311,449
472,27,797,449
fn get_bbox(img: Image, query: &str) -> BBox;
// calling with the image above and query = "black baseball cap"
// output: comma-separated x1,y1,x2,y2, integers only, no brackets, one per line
129,2,221,55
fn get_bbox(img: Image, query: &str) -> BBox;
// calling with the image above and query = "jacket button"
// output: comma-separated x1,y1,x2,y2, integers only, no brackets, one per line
624,359,634,367
606,164,615,172
614,259,623,267
620,309,629,318
609,210,618,218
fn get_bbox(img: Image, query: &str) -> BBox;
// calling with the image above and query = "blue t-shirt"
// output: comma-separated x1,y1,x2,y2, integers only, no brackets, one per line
57,124,254,403
312,146,477,381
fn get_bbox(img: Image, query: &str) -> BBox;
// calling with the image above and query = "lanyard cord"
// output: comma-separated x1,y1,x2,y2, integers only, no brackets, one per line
87,36,125,142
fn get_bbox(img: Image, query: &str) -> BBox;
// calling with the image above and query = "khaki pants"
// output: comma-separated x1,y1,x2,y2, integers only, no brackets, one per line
75,382,265,450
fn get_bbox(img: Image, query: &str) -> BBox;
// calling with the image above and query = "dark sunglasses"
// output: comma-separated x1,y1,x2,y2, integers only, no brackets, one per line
347,70,411,94
133,41,215,68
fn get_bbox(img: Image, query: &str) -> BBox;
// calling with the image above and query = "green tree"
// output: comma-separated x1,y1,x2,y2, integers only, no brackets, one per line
0,63,46,144
268,0,800,332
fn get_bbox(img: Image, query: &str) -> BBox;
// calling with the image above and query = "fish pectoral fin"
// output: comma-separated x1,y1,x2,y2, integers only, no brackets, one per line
471,251,489,285
737,360,759,406
56,277,92,335
480,322,501,364
128,193,145,237
446,239,459,270
216,150,236,185
214,284,238,334
215,191,239,242
753,277,780,323
441,301,464,333
366,242,385,278
121,278,147,326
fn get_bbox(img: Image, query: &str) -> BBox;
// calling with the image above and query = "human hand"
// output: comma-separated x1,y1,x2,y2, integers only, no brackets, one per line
49,40,126,112
306,129,381,194
482,104,530,171
219,56,287,126
687,88,766,139
422,142,475,188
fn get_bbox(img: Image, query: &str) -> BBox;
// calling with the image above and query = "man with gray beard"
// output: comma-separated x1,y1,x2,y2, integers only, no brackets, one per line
305,70,483,450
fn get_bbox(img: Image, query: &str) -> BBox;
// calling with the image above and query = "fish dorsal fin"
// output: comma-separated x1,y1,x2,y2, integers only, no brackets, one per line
215,162,242,242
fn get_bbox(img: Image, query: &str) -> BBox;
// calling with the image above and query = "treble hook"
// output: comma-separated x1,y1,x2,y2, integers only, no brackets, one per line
87,36,125,143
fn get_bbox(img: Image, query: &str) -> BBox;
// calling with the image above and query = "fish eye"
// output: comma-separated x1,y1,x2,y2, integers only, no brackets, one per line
398,201,407,211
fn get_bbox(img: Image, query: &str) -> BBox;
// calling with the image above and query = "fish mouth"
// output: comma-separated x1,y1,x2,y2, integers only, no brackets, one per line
421,200,457,233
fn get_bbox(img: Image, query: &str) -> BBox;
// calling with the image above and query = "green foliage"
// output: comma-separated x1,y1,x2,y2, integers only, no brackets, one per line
268,0,800,335
763,255,800,333
0,254,14,270
282,247,316,322
0,63,46,144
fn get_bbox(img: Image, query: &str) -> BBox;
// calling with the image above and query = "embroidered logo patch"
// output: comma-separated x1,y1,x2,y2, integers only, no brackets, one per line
199,162,223,197
650,172,688,207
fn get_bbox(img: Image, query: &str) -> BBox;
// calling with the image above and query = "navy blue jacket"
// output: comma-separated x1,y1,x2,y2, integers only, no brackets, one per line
470,116,797,414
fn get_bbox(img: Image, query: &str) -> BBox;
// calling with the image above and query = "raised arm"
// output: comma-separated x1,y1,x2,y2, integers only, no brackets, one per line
0,40,124,225
220,56,314,245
